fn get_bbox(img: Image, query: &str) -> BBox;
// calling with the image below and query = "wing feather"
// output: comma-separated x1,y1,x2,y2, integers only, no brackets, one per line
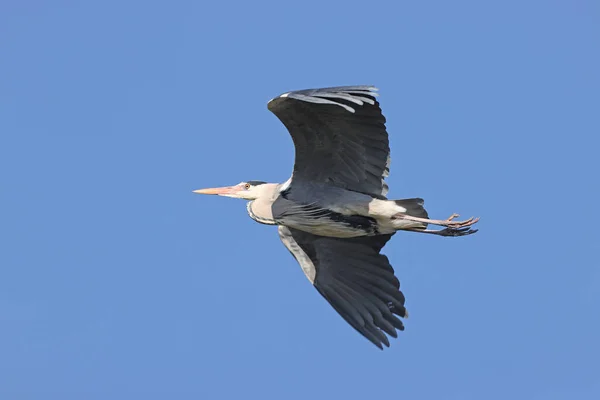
268,86,391,198
278,226,406,349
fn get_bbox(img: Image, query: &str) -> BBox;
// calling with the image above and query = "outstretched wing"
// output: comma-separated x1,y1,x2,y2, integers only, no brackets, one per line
268,86,391,198
278,226,407,349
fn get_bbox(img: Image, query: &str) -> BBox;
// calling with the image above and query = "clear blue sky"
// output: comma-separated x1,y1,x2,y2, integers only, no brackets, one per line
1,1,599,399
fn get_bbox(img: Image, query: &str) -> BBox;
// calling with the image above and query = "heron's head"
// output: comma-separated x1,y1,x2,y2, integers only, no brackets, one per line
193,181,272,200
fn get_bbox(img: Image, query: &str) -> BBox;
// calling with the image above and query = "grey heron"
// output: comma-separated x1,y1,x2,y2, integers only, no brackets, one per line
194,86,479,349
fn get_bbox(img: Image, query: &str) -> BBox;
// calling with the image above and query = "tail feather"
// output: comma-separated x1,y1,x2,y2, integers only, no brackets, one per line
394,198,429,219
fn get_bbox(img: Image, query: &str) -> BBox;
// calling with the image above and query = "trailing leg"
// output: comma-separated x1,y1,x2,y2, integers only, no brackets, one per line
394,212,479,229
406,226,478,237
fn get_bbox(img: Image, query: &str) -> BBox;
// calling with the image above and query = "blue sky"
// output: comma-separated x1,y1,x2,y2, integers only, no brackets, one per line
1,1,599,399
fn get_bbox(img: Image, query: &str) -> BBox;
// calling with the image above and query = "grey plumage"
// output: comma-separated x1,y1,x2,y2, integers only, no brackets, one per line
194,85,479,349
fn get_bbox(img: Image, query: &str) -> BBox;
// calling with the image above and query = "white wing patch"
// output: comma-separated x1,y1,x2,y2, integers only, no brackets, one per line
273,86,380,114
279,177,292,192
278,226,316,283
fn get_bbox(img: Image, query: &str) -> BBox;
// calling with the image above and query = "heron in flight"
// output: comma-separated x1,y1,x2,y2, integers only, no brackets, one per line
194,86,479,349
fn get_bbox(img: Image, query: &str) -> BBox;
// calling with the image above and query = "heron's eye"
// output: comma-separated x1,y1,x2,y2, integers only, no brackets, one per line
244,183,251,190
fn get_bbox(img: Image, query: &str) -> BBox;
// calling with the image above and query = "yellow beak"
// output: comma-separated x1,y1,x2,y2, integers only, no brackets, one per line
192,186,238,195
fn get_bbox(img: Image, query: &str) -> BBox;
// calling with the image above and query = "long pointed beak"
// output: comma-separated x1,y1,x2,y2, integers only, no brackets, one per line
193,186,238,195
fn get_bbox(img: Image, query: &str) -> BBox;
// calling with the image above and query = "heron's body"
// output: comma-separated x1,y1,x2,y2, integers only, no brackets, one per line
247,181,425,237
194,86,479,349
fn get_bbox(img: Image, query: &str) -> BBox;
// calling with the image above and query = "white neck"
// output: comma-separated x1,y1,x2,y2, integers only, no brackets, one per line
247,198,277,225
246,183,280,225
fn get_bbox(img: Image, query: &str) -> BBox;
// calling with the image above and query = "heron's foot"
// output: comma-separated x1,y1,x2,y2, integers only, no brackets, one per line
443,214,479,228
408,226,478,237
446,213,460,221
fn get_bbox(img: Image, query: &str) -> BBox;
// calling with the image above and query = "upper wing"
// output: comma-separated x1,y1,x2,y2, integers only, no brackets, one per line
268,86,391,198
278,226,407,349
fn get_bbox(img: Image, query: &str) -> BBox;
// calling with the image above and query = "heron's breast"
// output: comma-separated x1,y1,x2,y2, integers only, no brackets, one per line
247,200,277,225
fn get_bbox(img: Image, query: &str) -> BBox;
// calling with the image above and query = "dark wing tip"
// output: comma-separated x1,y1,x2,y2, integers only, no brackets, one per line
309,234,405,350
